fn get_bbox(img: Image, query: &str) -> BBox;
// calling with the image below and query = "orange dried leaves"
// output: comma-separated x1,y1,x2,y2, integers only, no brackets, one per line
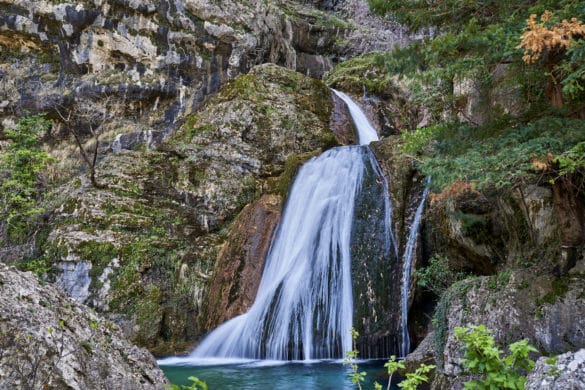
518,11,585,63
430,180,478,205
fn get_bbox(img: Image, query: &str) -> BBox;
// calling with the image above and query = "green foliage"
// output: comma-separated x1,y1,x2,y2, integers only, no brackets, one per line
343,327,366,389
454,325,537,389
432,279,476,366
0,115,54,243
419,116,585,191
560,40,585,101
401,125,444,156
382,355,405,390
553,141,585,177
325,52,395,96
167,376,208,390
414,255,469,296
15,257,52,281
369,0,535,33
352,1,585,194
398,363,435,390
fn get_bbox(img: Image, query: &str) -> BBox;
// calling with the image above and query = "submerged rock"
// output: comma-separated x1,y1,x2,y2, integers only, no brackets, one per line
0,264,168,389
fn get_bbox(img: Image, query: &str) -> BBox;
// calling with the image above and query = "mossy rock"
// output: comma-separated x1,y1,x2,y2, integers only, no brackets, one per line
40,64,341,355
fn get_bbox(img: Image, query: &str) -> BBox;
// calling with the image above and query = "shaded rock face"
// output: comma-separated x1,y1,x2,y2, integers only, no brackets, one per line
351,148,398,358
526,349,585,390
330,92,357,144
0,264,168,389
415,178,585,387
40,64,340,355
426,184,562,276
348,135,429,358
200,194,283,332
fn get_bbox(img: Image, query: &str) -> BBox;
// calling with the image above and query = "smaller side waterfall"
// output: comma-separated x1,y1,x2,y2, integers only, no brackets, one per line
400,179,430,358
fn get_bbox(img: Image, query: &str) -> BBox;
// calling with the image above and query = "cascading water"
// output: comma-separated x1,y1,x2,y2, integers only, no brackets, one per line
159,90,393,365
159,90,430,367
399,180,430,358
189,146,374,360
332,90,378,145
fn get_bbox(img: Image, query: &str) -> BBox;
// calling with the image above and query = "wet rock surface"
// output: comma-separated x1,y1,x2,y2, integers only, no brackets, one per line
200,194,283,332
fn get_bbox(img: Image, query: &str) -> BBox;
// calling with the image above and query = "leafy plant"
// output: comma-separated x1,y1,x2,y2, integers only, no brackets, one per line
454,325,537,389
167,376,208,390
368,0,534,33
343,327,366,390
398,363,435,390
414,255,469,297
517,11,585,107
382,355,405,390
16,257,52,282
0,115,54,243
553,141,585,177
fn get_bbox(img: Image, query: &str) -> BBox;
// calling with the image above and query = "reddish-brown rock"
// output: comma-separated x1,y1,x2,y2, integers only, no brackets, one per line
200,194,283,332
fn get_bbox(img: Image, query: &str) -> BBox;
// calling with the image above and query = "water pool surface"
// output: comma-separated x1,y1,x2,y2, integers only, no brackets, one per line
161,359,397,389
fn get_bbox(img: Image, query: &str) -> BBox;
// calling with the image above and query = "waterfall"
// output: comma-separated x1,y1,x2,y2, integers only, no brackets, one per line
188,146,376,360
332,90,378,145
159,90,427,365
399,180,430,358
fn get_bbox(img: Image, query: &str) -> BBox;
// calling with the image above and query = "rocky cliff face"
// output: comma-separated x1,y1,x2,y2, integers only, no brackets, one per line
0,263,168,389
419,182,585,388
1,0,404,360
0,0,401,133
33,64,343,355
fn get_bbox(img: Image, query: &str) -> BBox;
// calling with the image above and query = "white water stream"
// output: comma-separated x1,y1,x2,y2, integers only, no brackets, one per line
399,180,430,357
160,90,426,365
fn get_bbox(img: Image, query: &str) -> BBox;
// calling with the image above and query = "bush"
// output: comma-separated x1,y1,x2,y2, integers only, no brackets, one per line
0,115,53,243
414,255,469,297
455,325,537,389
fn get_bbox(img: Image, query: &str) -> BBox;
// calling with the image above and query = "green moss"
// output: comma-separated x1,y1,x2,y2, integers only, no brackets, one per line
325,52,394,96
76,241,118,282
266,150,321,197
487,270,511,291
433,278,479,364
236,175,259,211
219,73,258,101
538,277,571,305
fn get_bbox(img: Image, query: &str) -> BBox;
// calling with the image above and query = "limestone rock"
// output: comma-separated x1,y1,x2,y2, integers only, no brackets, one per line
405,331,435,373
526,349,585,390
0,0,402,139
0,264,168,389
426,184,561,275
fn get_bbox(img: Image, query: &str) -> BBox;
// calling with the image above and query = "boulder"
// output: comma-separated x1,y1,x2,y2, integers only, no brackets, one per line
526,349,585,390
0,264,168,389
432,271,585,386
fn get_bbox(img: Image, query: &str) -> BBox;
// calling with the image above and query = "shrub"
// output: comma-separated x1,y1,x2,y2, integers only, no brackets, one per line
414,255,469,297
454,325,537,389
0,115,53,243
